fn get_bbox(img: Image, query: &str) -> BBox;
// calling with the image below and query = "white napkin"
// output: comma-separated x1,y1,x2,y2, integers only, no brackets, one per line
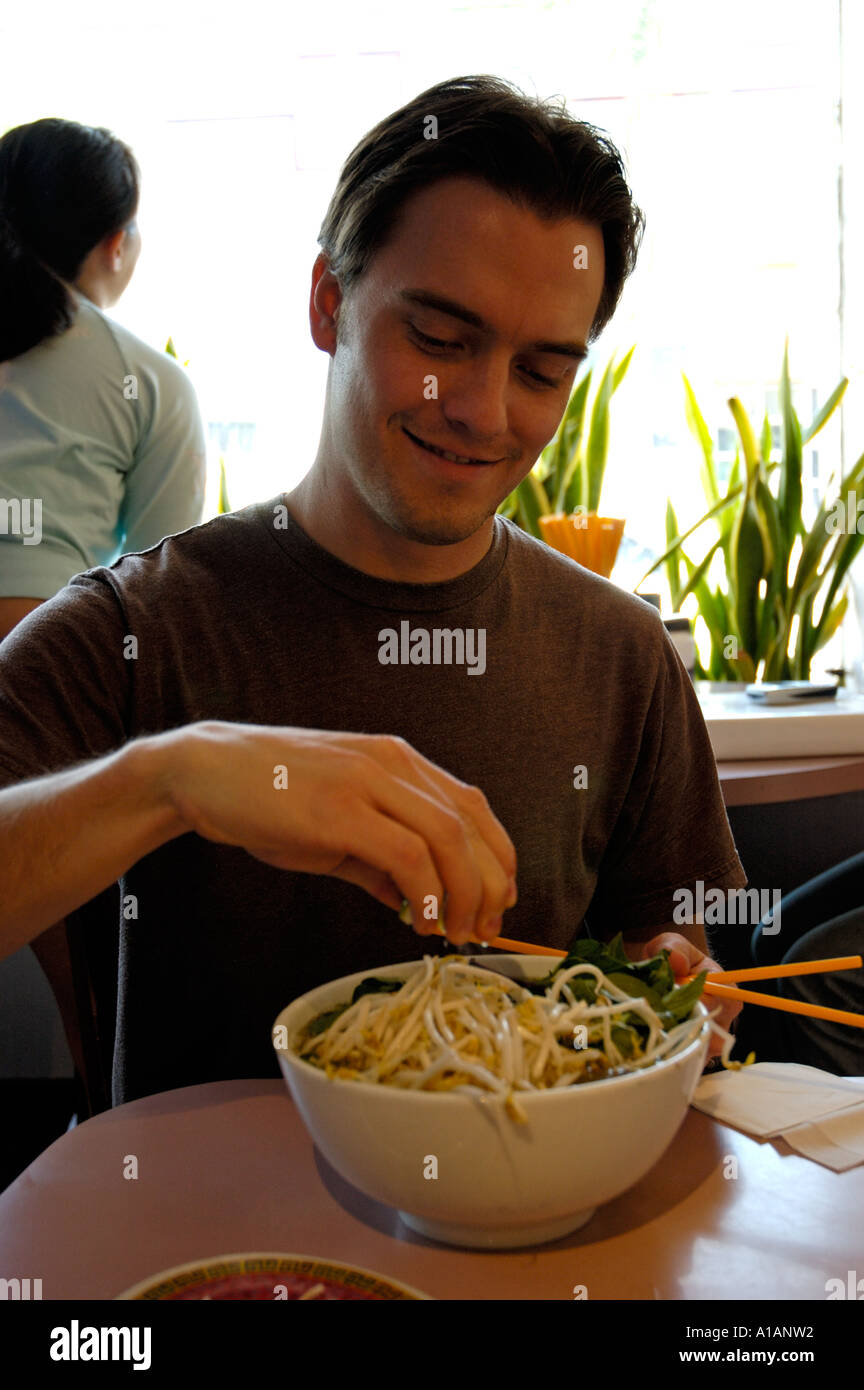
691,1062,864,1170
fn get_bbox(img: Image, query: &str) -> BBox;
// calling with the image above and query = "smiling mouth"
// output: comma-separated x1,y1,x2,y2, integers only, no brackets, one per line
403,427,501,466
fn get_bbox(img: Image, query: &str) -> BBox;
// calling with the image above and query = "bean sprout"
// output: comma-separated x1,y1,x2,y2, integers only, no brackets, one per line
296,956,738,1121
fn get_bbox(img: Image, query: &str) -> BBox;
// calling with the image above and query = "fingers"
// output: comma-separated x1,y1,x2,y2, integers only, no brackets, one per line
332,801,449,935
350,739,515,944
186,724,518,945
632,932,743,1056
637,932,706,974
329,858,405,914
361,736,516,881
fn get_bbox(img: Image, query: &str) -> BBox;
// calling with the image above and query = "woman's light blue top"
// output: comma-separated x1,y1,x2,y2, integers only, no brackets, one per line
0,293,206,597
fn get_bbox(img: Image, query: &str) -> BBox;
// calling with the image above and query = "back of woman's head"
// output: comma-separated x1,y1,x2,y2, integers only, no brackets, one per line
0,117,139,361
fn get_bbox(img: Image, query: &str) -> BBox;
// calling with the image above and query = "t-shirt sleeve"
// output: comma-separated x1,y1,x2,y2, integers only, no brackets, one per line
0,572,131,791
118,359,207,556
587,628,747,937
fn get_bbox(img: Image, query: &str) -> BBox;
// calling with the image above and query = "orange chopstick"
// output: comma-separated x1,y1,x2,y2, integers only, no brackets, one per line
703,955,862,984
702,979,864,1030
485,934,566,957
482,940,864,1028
465,938,864,984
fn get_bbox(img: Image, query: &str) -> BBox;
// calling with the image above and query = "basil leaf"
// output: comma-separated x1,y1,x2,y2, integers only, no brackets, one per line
351,977,403,1004
606,972,666,1013
661,971,708,1024
610,1022,640,1058
303,1004,350,1038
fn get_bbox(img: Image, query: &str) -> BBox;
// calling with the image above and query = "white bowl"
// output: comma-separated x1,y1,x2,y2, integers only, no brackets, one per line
273,955,709,1249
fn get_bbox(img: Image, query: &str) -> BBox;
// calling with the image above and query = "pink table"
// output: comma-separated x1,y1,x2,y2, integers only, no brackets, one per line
1,1079,860,1300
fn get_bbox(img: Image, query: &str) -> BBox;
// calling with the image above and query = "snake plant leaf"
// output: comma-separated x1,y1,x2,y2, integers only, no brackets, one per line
680,559,728,679
778,342,804,547
801,377,848,446
636,487,743,588
791,449,864,613
794,591,817,679
760,413,773,468
730,497,765,659
682,373,719,508
812,521,864,648
543,370,588,478
585,357,616,512
754,474,785,587
218,456,231,514
672,536,722,611
515,470,550,538
549,413,579,510
728,397,761,489
762,624,787,683
731,648,758,682
550,376,590,510
664,500,683,608
755,578,776,658
612,345,636,392
761,591,792,681
718,597,758,680
812,593,849,654
704,583,742,679
717,451,742,560
685,567,725,645
555,382,591,512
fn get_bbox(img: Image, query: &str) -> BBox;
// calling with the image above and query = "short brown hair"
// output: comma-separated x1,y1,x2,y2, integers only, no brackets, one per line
318,74,645,342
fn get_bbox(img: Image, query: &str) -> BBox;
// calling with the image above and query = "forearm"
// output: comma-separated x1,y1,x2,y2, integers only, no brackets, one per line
0,730,189,958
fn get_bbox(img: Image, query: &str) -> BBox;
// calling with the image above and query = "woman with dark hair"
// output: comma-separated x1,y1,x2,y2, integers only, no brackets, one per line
0,118,205,640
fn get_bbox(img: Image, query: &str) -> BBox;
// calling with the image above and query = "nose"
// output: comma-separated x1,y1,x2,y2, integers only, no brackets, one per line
440,354,510,450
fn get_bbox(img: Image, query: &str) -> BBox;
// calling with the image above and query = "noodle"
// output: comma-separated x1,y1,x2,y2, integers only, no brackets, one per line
296,956,737,1120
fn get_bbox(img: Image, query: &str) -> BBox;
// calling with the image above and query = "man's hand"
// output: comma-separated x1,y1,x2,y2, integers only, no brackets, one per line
626,930,741,1060
164,721,517,945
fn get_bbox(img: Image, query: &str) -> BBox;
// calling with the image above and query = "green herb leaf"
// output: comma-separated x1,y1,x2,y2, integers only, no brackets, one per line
660,971,707,1024
606,971,666,1013
303,1004,350,1038
610,1022,640,1058
351,978,403,1003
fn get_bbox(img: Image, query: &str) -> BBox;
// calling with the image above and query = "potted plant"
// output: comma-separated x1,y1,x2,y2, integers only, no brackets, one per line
637,344,864,682
497,347,635,577
166,336,231,514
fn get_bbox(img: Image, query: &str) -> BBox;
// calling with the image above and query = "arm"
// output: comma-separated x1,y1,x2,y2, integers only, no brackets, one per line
0,721,517,964
0,732,186,959
119,363,207,553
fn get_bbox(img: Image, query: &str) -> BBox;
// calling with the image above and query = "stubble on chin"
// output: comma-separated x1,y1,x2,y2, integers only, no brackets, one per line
365,480,495,547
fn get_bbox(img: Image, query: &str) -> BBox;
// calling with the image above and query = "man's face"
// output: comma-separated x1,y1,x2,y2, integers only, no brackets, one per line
315,175,606,547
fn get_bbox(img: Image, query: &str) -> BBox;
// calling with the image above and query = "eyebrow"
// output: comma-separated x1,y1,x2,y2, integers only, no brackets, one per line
398,289,589,363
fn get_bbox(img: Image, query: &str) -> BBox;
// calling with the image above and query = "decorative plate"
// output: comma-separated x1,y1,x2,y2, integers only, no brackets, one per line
116,1253,431,1300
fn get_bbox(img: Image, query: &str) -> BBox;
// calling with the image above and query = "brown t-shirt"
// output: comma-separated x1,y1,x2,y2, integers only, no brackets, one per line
0,500,745,1103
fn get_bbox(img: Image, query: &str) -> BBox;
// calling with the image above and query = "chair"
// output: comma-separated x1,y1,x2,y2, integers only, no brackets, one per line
739,850,864,1071
29,884,119,1118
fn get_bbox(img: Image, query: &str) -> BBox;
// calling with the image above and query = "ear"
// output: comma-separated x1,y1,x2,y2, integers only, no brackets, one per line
309,251,344,356
102,227,127,271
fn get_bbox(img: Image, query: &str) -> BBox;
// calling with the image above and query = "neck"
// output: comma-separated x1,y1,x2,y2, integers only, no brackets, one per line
285,466,495,583
72,275,108,309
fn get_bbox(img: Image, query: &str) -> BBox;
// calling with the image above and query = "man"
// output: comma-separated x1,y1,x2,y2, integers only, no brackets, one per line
0,75,746,1105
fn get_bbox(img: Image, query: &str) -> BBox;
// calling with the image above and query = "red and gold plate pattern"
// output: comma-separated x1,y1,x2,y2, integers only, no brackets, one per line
116,1253,431,1301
